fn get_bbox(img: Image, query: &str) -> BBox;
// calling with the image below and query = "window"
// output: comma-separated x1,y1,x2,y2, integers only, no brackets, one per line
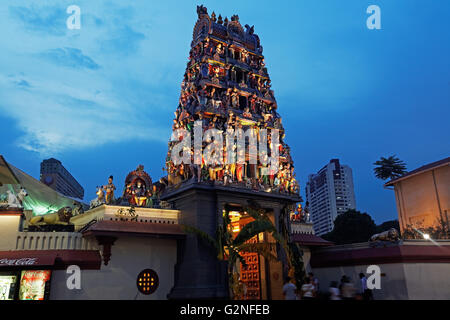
136,269,159,295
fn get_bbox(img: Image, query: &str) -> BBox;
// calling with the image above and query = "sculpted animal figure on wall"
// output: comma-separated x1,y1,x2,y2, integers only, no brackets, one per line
0,188,28,208
369,228,400,242
90,186,105,209
29,207,73,226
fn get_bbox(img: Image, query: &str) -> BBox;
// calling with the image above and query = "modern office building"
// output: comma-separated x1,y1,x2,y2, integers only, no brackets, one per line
305,159,356,235
40,158,84,200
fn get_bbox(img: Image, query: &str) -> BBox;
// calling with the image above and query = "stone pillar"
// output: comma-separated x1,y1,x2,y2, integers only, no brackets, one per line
166,186,229,299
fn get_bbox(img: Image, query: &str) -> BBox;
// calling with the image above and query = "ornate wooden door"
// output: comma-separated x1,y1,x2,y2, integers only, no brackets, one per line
238,217,261,300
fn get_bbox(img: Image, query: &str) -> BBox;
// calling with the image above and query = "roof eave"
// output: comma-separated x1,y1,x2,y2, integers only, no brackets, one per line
384,160,450,187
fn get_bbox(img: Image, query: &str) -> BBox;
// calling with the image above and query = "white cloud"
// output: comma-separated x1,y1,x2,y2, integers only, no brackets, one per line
0,1,179,156
0,72,170,156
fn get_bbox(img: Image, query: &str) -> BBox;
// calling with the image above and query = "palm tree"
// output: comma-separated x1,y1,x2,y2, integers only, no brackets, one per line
182,204,279,299
373,155,407,180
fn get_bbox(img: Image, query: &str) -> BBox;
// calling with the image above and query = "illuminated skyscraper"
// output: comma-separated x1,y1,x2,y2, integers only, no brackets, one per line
305,159,356,235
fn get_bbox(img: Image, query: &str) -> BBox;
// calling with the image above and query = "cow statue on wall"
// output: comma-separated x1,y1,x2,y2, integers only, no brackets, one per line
0,188,28,209
89,186,105,209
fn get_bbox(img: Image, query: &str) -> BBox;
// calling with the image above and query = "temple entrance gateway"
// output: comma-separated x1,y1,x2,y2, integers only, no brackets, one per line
162,183,298,299
229,210,262,300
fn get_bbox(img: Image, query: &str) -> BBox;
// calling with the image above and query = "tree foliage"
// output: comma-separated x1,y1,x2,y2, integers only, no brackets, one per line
373,155,407,180
376,220,400,233
322,209,377,244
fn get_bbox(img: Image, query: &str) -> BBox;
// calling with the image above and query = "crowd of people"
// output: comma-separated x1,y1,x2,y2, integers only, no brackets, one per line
282,272,374,300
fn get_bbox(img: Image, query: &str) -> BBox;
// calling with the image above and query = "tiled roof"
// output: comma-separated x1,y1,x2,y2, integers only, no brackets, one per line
291,233,333,247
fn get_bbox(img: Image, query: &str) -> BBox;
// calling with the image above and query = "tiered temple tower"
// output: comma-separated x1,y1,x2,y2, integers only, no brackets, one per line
162,5,301,300
165,5,298,193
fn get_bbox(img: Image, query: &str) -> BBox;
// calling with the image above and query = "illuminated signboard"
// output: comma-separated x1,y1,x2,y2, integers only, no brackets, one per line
136,269,159,295
0,275,17,300
19,270,51,300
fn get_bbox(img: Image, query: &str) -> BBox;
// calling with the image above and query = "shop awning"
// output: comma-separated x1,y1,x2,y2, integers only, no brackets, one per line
0,251,57,268
0,250,101,270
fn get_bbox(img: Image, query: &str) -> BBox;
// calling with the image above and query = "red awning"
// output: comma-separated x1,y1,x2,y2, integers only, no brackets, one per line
291,233,333,247
0,251,57,268
0,250,101,270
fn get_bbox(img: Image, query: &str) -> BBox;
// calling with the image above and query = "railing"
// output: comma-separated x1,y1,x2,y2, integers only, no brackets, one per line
15,232,97,251
290,221,315,235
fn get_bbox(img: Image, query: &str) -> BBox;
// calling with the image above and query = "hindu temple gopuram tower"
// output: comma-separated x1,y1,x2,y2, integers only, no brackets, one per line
161,5,301,299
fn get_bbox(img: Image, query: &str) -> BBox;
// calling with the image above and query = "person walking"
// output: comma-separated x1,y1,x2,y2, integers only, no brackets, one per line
301,277,316,300
341,276,356,300
359,273,373,300
309,272,319,292
282,277,297,300
329,281,341,300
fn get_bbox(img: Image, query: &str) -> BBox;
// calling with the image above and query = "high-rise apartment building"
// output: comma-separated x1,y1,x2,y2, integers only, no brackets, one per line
40,158,84,200
305,159,356,235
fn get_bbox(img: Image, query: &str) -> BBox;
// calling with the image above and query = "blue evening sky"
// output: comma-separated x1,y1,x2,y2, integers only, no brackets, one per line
0,0,449,224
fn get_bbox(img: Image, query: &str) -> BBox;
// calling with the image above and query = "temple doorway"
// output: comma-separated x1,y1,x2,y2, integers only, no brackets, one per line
229,209,263,300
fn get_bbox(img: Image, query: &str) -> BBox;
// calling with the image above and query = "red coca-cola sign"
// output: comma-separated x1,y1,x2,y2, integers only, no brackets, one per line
0,258,37,266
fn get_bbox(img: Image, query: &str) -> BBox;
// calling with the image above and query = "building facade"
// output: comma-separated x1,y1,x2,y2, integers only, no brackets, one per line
0,6,331,301
0,158,324,300
0,159,183,300
0,205,182,300
161,5,303,299
385,157,449,235
308,158,450,300
305,159,356,235
40,158,84,200
310,241,450,300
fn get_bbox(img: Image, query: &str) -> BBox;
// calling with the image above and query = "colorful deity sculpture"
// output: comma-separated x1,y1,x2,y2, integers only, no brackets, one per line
103,175,116,205
123,165,153,207
132,180,148,207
